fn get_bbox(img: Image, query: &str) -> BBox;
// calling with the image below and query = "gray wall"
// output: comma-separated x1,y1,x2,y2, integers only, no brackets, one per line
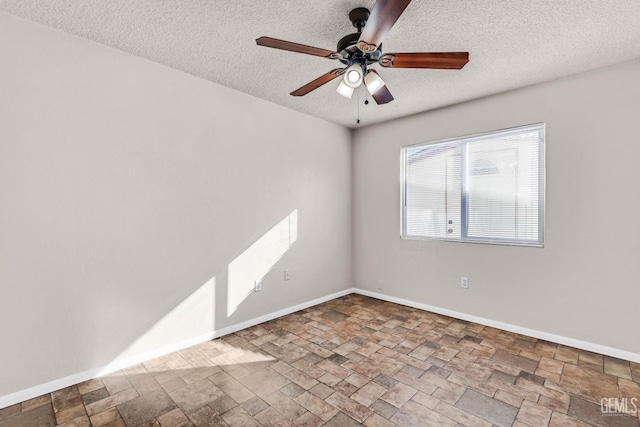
2,7,639,404
353,60,640,355
0,13,352,397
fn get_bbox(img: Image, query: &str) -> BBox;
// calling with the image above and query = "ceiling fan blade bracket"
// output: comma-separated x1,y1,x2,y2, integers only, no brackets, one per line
379,54,395,67
357,41,378,53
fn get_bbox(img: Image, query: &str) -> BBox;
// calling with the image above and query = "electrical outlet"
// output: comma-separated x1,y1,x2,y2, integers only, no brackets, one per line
255,279,262,292
284,270,291,281
461,277,469,289
377,280,384,291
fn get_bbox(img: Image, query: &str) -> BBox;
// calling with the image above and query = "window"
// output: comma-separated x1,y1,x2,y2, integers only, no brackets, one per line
401,123,544,246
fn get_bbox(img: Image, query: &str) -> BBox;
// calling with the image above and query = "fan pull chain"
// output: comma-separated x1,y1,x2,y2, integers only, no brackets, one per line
357,89,361,124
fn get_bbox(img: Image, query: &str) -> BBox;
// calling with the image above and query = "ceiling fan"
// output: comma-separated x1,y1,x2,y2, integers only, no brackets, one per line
256,0,469,105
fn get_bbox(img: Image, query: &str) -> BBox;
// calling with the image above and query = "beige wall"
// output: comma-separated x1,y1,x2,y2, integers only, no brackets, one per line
0,13,352,397
353,60,640,355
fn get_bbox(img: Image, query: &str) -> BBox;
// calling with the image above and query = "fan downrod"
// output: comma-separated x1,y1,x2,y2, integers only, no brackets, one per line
349,7,370,32
337,7,381,59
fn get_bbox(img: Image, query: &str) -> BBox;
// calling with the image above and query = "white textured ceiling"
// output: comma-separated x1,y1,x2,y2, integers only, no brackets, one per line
1,1,639,128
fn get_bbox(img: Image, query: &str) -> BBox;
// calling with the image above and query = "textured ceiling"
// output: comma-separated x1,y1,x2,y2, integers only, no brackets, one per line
1,1,639,128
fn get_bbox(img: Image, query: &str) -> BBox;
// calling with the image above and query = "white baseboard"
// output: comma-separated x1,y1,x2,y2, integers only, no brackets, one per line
354,288,640,364
210,288,353,339
4,286,636,410
0,288,354,410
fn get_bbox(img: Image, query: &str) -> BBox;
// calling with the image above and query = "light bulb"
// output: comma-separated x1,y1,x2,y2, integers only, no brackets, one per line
343,64,363,88
347,70,361,84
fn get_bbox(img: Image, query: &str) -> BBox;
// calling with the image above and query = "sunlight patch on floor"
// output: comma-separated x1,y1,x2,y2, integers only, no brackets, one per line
98,276,216,376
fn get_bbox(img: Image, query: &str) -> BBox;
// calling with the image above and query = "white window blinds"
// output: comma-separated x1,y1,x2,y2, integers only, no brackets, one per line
402,124,544,246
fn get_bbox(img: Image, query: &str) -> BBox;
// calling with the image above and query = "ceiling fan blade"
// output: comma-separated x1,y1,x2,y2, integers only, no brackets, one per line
256,36,340,59
357,0,412,53
291,69,345,96
379,52,469,69
371,85,394,105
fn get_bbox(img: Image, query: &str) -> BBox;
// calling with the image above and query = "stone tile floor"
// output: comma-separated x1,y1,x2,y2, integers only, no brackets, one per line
1,294,639,426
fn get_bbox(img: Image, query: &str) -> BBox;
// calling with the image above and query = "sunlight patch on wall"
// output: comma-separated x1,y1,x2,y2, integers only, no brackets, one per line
98,276,216,375
227,210,298,316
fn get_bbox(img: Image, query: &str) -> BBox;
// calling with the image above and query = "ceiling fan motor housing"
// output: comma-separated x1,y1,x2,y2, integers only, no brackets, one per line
337,8,382,66
337,33,360,53
337,36,382,66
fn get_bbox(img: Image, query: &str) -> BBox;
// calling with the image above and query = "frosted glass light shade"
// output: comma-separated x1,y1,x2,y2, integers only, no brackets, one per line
336,80,355,98
364,71,385,94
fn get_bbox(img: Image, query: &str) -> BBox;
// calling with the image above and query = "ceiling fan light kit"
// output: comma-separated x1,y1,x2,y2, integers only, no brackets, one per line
256,0,469,105
344,64,364,88
364,71,385,94
336,80,355,98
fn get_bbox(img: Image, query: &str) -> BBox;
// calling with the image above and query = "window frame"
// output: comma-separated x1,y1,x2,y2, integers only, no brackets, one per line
400,123,546,247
